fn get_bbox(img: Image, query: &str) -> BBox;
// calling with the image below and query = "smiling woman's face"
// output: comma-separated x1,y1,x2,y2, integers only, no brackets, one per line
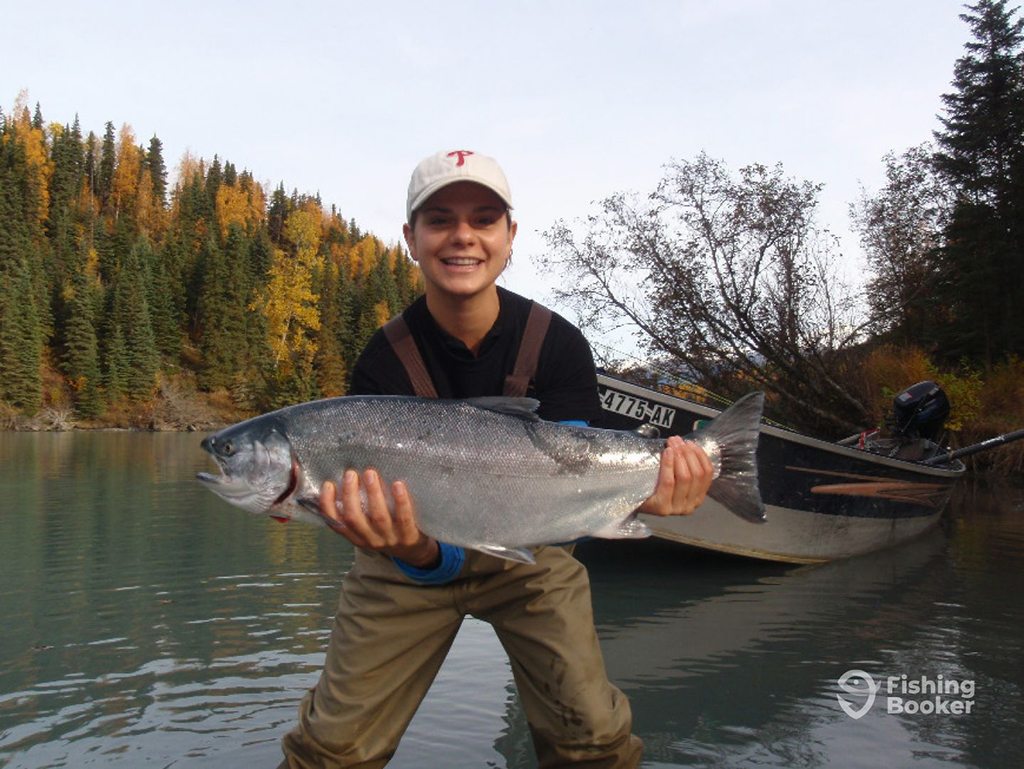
403,181,517,303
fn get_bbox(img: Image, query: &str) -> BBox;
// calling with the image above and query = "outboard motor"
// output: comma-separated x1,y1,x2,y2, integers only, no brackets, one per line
889,381,950,442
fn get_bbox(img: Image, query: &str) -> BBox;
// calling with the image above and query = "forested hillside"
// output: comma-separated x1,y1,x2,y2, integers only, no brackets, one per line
0,93,421,426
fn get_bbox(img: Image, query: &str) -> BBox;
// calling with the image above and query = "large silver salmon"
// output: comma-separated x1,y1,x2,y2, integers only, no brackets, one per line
197,393,766,563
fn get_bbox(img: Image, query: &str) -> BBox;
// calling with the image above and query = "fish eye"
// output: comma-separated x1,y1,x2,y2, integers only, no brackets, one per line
222,441,235,456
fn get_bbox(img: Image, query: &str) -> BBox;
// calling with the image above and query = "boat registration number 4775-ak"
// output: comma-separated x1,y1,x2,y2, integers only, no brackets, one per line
599,388,676,429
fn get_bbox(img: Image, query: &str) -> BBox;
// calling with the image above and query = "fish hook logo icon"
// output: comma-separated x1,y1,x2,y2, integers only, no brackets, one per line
837,669,878,719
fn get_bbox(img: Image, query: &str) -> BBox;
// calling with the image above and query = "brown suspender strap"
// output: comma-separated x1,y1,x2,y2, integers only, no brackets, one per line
383,302,552,399
504,302,552,397
382,315,439,399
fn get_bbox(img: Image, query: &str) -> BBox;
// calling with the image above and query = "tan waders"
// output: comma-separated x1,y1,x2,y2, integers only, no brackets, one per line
279,546,643,768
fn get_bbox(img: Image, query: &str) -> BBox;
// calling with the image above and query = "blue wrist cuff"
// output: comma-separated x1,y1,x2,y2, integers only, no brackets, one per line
391,542,465,584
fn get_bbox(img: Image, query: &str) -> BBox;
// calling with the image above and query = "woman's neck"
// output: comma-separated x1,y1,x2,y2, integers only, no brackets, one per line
424,286,501,356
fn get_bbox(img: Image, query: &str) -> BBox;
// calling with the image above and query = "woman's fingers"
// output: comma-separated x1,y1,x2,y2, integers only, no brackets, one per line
639,436,714,517
363,469,399,547
322,476,366,548
391,481,420,546
339,469,390,548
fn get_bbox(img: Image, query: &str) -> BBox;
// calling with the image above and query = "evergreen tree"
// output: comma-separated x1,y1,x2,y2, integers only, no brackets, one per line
0,121,32,271
94,225,118,284
147,135,167,208
0,257,44,414
48,121,83,214
63,271,104,417
353,249,400,353
315,260,348,396
267,183,289,244
335,257,360,370
111,241,160,398
236,286,274,411
47,121,84,329
932,0,1024,362
83,130,99,209
392,247,421,309
206,155,222,232
196,228,248,389
248,226,273,288
103,324,129,401
0,113,53,348
98,121,116,209
376,249,401,316
146,248,181,358
935,0,1024,203
178,170,212,330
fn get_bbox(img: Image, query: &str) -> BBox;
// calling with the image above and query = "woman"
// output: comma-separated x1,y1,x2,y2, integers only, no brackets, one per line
280,150,713,768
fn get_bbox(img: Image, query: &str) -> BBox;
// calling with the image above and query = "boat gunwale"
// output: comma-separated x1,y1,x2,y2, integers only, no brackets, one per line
595,373,967,480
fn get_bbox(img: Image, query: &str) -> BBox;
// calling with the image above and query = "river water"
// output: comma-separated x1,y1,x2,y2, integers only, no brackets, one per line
0,432,1022,768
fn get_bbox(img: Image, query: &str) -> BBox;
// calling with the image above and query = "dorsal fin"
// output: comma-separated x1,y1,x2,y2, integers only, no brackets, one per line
465,397,541,421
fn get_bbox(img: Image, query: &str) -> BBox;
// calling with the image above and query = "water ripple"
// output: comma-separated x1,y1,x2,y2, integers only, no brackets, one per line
1,435,1023,767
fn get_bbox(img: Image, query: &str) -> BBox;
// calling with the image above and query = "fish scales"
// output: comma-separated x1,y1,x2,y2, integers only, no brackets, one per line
198,393,767,563
279,398,661,547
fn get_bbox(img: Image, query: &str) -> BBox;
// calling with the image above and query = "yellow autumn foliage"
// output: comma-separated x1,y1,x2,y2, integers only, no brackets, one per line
859,345,983,432
328,242,349,271
11,93,52,231
255,208,326,376
285,205,321,258
111,124,141,218
176,150,203,188
135,168,163,237
216,182,265,236
350,235,380,278
373,301,390,329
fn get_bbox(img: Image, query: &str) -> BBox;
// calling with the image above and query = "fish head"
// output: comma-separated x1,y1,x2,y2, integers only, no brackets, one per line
197,420,296,515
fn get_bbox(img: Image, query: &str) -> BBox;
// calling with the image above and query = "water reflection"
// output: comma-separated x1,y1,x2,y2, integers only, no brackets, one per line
575,482,1024,768
0,433,1021,768
579,533,948,766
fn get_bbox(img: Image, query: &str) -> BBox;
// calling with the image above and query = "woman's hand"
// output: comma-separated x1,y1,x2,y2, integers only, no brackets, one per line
320,469,440,568
636,435,714,517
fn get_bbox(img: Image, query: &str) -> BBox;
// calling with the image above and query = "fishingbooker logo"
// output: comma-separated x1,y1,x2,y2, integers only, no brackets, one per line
836,670,877,719
837,670,976,719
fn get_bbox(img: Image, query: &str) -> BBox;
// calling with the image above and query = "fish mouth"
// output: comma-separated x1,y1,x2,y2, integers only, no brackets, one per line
196,449,228,487
196,464,250,499
196,470,223,486
195,457,299,507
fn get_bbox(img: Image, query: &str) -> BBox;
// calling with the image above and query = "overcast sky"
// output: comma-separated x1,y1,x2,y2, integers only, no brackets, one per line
4,0,973,352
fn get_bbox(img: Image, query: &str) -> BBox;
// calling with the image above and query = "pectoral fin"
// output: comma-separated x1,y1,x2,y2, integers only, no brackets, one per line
473,544,537,564
298,497,322,516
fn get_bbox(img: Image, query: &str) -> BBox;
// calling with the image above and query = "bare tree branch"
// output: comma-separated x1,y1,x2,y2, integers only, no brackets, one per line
538,153,872,434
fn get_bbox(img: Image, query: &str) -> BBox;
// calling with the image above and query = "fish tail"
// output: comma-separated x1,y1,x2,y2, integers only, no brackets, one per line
696,391,766,523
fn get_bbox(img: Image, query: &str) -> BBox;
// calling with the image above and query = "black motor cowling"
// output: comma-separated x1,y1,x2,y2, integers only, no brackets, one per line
890,381,950,442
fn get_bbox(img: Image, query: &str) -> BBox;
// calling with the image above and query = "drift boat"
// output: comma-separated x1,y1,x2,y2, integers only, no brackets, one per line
592,374,969,563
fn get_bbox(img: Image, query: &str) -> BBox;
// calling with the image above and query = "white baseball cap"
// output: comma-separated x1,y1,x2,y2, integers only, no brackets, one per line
406,150,512,223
